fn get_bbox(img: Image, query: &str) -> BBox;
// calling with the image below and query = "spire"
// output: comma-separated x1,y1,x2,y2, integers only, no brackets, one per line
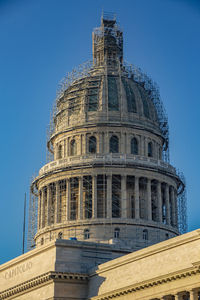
92,13,123,68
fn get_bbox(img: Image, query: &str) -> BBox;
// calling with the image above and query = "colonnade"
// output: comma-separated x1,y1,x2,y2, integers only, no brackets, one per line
37,174,178,231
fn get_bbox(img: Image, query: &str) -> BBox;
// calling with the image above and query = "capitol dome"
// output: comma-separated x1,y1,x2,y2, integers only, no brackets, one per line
28,16,186,251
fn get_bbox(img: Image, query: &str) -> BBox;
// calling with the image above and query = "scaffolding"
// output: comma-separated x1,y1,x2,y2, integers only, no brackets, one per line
27,177,38,251
123,62,170,163
27,15,187,252
177,170,188,234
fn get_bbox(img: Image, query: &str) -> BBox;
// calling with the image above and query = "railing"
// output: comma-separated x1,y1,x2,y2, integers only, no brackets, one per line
38,154,176,176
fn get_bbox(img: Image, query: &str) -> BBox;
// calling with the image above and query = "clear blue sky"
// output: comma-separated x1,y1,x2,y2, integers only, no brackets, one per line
0,0,200,264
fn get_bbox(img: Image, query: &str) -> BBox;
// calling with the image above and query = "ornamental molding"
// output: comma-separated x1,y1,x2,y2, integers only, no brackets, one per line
90,266,200,300
0,271,88,299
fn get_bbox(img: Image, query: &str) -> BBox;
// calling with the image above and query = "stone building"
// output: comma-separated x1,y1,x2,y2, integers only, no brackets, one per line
1,15,196,300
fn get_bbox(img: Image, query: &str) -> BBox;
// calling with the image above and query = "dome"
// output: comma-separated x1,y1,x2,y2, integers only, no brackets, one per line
57,73,158,122
28,15,187,252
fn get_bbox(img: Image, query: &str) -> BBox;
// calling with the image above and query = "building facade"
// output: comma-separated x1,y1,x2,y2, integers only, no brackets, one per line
0,16,192,300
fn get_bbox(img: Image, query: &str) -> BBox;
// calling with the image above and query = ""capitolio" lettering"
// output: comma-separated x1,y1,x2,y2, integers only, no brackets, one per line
4,262,32,279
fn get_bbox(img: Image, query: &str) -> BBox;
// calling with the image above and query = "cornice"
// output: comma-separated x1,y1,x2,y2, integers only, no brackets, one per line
0,271,88,299
89,265,200,300
90,230,200,276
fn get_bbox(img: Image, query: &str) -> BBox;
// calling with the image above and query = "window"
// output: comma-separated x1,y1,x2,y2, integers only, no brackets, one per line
165,233,169,239
131,137,138,155
58,232,63,239
148,142,153,157
70,139,77,156
41,238,44,245
84,229,90,239
89,136,97,154
114,228,120,239
143,229,148,240
110,135,119,153
58,144,62,159
108,77,119,111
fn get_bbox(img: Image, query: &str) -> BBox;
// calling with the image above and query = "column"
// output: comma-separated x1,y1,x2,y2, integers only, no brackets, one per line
99,132,103,154
80,134,83,155
83,134,86,155
40,188,44,228
106,132,110,153
189,289,198,300
37,191,41,230
78,177,83,220
55,181,59,223
123,132,126,154
121,175,127,218
174,188,178,228
141,136,145,156
92,175,97,218
171,187,176,227
46,185,51,226
157,181,162,222
165,184,170,225
147,178,152,221
107,175,112,218
135,176,140,219
66,179,70,221
66,137,69,157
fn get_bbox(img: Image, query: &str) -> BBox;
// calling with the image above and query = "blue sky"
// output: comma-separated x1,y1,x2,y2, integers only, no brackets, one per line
0,0,199,264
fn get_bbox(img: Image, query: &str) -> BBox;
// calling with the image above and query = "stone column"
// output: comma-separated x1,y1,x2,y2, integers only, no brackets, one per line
121,175,127,218
157,181,162,222
165,184,170,225
40,188,44,228
55,181,59,223
37,191,41,230
80,134,83,155
174,294,182,300
106,132,110,153
66,179,70,221
141,136,145,156
82,134,86,155
92,175,97,218
171,187,176,227
123,132,126,154
78,177,83,220
147,178,152,221
66,137,69,157
189,289,198,300
174,189,178,228
46,185,51,226
107,175,112,218
99,132,103,154
135,176,140,219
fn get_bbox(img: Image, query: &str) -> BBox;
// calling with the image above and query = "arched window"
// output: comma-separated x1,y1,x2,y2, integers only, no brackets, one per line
58,232,63,239
148,142,153,157
58,144,62,159
89,136,97,154
114,228,120,239
143,229,148,240
70,139,77,156
131,137,138,155
84,229,90,240
165,233,169,240
110,135,119,153
41,238,44,245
